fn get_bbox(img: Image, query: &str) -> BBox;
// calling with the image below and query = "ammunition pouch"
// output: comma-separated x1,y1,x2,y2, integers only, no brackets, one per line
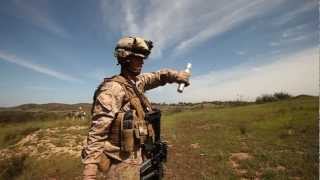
118,109,151,153
121,110,135,152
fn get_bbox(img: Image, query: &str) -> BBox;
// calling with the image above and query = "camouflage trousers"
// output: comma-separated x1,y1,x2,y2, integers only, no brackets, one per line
83,162,140,180
106,161,140,180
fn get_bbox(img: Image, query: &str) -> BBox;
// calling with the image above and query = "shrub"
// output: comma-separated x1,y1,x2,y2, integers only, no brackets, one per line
273,92,292,100
256,92,292,104
0,154,27,179
256,94,278,104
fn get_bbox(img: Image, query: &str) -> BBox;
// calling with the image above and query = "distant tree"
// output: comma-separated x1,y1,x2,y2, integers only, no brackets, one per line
256,92,292,103
273,92,292,100
255,94,277,104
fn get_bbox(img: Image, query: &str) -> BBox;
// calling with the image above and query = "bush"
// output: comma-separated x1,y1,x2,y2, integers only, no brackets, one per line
0,111,63,123
0,154,27,179
256,94,278,104
256,92,292,104
2,127,40,147
273,92,292,100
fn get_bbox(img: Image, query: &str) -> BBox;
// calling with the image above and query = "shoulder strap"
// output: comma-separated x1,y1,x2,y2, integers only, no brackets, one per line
110,75,152,113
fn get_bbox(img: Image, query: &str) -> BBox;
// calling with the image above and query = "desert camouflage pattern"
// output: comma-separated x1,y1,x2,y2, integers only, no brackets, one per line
106,161,140,180
82,69,181,179
114,36,153,61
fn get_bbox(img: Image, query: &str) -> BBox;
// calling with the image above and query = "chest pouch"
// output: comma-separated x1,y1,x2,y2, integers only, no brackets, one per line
121,110,135,152
129,96,149,144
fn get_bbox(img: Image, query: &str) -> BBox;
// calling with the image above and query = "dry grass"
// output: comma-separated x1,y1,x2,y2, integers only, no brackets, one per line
0,96,317,179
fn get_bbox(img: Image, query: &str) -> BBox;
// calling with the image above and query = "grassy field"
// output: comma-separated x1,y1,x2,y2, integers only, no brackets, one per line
163,96,319,179
0,96,318,179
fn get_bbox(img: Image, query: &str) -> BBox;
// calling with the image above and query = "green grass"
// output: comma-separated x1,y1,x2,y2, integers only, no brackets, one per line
162,96,318,179
14,154,83,180
0,118,89,180
0,96,317,179
0,118,89,148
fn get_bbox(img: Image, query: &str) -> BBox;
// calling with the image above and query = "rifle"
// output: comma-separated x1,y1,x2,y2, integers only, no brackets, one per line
140,109,167,180
123,77,168,179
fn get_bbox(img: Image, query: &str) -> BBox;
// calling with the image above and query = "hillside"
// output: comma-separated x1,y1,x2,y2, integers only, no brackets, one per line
0,103,92,112
0,96,318,179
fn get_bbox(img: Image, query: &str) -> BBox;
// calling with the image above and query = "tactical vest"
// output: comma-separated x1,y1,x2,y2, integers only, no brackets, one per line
92,75,155,152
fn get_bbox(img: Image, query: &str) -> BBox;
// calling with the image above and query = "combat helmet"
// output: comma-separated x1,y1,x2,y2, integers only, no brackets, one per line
114,36,153,64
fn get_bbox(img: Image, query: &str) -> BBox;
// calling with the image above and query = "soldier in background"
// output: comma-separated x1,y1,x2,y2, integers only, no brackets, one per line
78,106,87,121
67,107,87,121
82,36,190,179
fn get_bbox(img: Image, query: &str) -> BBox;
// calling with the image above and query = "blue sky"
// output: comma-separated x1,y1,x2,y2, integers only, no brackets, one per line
0,0,318,106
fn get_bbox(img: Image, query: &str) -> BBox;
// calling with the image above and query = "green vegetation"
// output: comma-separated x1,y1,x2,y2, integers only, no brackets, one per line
256,92,292,103
0,95,318,179
15,154,83,180
0,153,82,180
0,154,26,180
163,95,318,179
0,117,89,148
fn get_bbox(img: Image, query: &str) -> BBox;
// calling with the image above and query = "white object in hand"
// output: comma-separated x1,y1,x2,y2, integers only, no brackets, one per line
177,63,192,93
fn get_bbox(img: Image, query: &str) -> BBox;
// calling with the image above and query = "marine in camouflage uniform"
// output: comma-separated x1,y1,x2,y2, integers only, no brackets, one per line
82,36,190,180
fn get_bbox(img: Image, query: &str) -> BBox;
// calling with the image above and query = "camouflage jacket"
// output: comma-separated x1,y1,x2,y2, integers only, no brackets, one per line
82,69,180,165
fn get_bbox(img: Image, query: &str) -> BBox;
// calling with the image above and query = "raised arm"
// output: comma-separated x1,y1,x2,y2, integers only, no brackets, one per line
137,69,190,91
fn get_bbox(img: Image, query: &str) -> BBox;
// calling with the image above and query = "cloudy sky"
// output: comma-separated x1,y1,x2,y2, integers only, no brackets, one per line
0,0,318,106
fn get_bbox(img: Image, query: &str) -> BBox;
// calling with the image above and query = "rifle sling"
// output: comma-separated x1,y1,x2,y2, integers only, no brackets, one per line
120,75,151,113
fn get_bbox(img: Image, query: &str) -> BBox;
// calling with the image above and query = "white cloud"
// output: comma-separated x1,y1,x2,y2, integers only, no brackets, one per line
24,86,56,91
0,51,83,83
269,31,316,47
147,47,318,103
269,42,280,47
271,50,281,55
86,67,119,81
12,0,70,38
269,22,316,48
271,1,317,26
175,0,287,53
281,23,312,38
236,51,246,55
120,0,140,35
289,34,310,42
101,0,286,58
